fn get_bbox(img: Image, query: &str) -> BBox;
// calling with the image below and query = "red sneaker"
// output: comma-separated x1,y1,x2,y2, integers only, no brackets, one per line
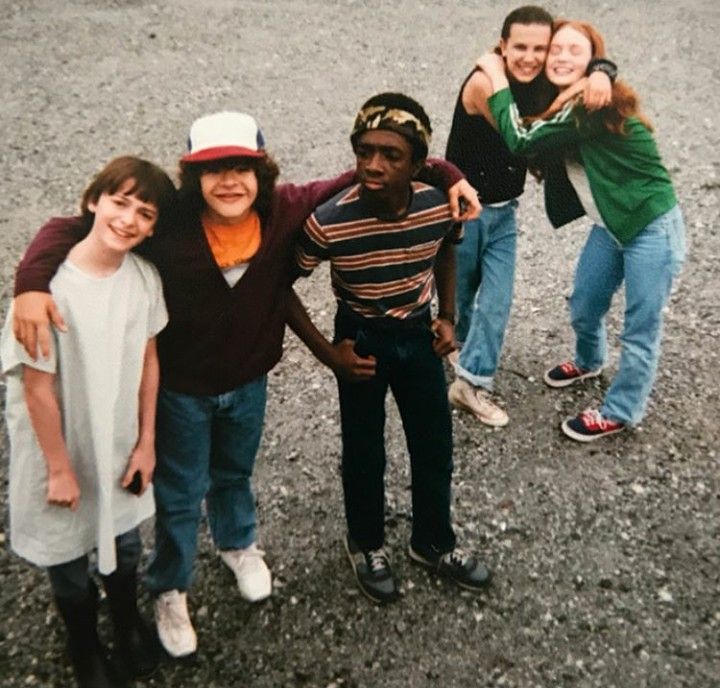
561,409,625,442
544,361,602,388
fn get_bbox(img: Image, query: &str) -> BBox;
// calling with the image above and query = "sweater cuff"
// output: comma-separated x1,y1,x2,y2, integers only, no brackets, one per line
14,269,53,297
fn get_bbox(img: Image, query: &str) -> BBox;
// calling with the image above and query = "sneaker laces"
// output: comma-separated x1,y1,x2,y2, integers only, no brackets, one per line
473,388,498,409
580,409,612,431
560,361,582,375
441,548,470,569
367,548,390,574
224,544,266,565
158,593,190,626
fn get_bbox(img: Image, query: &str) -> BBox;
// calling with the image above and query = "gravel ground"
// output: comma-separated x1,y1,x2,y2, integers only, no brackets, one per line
1,1,719,687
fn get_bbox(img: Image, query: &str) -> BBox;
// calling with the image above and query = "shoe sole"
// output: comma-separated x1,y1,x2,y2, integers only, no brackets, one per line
238,587,272,603
219,551,272,602
156,635,197,659
543,368,602,388
448,389,509,428
343,538,399,605
154,617,197,659
408,547,492,592
561,418,625,442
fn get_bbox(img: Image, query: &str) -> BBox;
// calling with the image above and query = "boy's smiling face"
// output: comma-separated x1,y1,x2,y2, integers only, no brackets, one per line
354,129,421,213
88,179,158,251
200,160,259,225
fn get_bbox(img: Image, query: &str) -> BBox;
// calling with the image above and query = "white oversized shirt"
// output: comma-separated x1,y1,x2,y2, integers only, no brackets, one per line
1,253,168,574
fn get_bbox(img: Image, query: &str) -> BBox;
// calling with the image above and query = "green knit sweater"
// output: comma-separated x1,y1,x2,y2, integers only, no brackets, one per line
488,87,677,245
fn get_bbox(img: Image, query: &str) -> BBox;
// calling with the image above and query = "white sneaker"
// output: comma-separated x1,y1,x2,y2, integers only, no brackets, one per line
154,590,197,658
220,543,272,602
448,378,509,427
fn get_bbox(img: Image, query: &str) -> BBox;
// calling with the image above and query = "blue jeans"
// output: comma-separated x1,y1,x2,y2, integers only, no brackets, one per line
334,309,456,554
456,201,518,390
145,378,267,593
570,205,685,425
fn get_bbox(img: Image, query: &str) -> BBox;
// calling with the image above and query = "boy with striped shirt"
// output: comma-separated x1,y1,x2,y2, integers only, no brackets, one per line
290,92,491,604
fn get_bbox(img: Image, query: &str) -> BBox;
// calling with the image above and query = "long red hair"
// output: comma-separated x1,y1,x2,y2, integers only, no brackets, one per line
538,19,653,133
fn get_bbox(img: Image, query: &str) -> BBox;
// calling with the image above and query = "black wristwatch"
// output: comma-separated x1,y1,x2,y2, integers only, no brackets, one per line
587,58,618,82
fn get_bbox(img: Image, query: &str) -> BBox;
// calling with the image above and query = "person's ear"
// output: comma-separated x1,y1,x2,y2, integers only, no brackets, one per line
498,39,507,58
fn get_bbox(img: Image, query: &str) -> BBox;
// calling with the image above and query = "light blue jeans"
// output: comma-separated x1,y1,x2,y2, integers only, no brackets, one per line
456,201,518,391
571,205,685,425
145,377,267,593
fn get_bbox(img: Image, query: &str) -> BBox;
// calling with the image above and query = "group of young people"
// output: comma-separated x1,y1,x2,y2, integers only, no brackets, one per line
2,5,684,687
445,5,684,442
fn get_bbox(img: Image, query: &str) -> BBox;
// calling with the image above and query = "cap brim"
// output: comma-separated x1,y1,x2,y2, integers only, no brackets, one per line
181,146,266,163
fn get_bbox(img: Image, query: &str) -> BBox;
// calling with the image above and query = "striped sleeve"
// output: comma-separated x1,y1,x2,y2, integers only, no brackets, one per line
295,212,330,277
488,87,581,155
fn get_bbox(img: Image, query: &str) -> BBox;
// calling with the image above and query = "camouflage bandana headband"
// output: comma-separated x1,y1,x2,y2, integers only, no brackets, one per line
350,105,431,155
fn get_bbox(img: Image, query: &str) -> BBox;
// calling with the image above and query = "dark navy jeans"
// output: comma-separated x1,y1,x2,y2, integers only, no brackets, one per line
334,308,456,554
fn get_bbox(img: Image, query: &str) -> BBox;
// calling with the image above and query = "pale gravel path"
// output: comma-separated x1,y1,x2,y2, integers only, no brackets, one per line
1,1,718,686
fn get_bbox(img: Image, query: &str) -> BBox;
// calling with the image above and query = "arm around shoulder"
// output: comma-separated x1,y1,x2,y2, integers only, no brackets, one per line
13,216,85,361
461,70,496,124
276,170,356,232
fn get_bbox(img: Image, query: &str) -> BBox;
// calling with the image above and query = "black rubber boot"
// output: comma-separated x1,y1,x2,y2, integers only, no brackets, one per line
54,583,126,688
102,568,160,679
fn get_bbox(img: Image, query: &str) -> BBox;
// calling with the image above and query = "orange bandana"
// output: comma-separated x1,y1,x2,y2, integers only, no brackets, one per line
203,211,261,268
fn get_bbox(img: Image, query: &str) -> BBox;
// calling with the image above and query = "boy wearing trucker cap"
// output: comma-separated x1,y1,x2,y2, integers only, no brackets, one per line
12,111,478,653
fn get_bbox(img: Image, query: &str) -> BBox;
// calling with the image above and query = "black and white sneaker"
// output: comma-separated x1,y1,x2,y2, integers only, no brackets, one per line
409,545,491,592
344,535,400,604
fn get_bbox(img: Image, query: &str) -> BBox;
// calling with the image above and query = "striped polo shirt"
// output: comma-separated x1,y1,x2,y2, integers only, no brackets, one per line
296,182,462,321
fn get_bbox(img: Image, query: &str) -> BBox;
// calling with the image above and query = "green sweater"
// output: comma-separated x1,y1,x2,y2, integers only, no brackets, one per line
488,87,677,245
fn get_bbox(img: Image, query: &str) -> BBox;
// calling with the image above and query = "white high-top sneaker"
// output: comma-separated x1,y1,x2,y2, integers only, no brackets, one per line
220,543,272,602
154,590,197,658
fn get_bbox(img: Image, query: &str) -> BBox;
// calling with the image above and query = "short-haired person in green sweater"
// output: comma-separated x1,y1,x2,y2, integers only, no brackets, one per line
477,19,686,441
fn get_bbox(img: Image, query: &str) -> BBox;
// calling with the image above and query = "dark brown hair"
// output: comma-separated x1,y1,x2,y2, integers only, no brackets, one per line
501,5,553,39
80,156,177,233
178,154,280,223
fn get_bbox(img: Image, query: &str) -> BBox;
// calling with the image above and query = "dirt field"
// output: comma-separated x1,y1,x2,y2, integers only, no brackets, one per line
1,1,719,686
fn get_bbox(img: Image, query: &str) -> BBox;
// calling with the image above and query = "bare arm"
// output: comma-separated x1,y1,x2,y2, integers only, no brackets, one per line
431,237,457,357
583,68,613,111
23,366,80,510
461,69,497,125
476,52,510,93
286,288,376,381
121,337,160,495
